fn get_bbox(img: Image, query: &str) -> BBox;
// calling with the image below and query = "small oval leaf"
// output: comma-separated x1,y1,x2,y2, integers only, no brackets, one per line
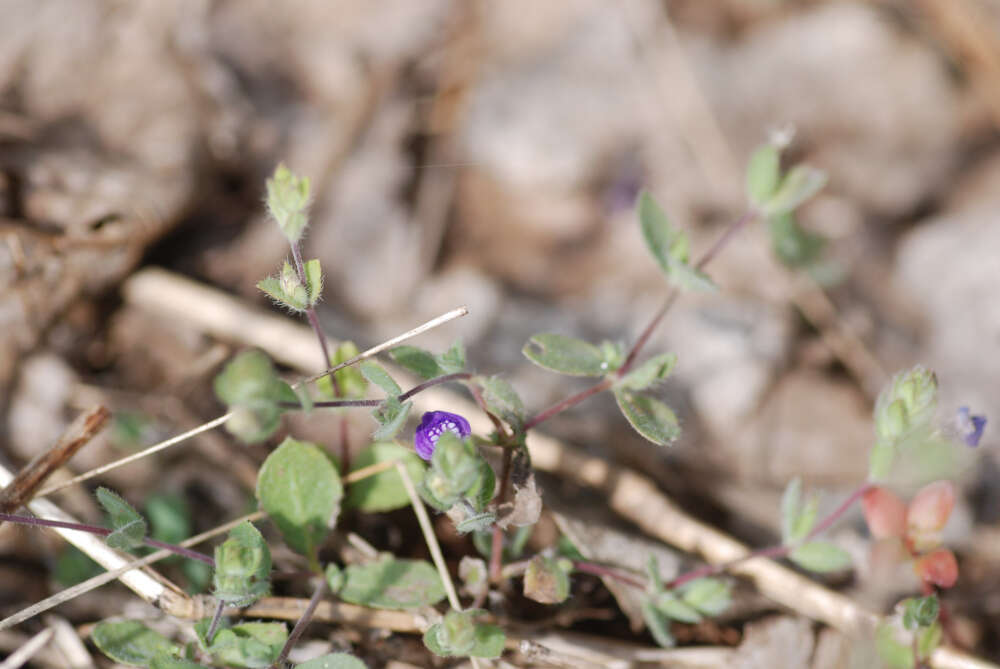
346,442,426,512
789,541,852,573
340,556,446,610
92,620,181,666
257,437,342,561
614,391,680,446
523,333,609,377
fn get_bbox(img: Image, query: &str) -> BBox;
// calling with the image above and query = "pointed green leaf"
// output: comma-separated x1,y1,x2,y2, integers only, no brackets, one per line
371,397,411,440
764,164,827,217
747,144,781,207
359,361,401,396
654,592,701,623
266,163,311,243
296,653,368,669
789,541,852,573
667,261,718,292
616,352,677,391
679,578,731,617
257,276,301,312
436,340,466,374
780,478,818,545
340,556,446,610
614,391,680,446
768,212,825,268
96,487,147,550
638,191,677,271
213,521,271,606
455,511,497,534
389,346,442,379
203,621,287,668
257,437,342,561
476,375,525,431
641,600,676,648
92,620,181,666
903,595,939,630
523,333,609,377
304,258,323,305
346,442,426,512
465,458,496,512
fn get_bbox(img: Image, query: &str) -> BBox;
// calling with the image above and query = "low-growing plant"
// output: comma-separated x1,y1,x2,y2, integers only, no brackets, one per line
0,143,987,667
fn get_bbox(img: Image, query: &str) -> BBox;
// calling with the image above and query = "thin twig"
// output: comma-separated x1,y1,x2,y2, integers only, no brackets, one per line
396,462,461,610
0,511,265,630
36,413,231,498
0,627,53,669
271,578,327,668
204,601,226,646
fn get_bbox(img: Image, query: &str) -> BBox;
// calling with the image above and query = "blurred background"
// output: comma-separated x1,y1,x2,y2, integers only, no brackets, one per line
1,0,999,663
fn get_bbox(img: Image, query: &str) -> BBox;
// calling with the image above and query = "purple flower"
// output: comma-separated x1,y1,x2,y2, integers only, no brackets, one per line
956,406,987,447
414,411,471,460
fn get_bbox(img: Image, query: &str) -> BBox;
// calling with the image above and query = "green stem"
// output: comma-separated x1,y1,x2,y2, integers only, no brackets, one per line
271,577,327,669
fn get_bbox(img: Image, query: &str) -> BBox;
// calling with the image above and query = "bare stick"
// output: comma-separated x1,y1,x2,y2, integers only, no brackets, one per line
396,462,461,610
36,413,232,498
0,406,110,514
0,626,54,669
0,511,265,631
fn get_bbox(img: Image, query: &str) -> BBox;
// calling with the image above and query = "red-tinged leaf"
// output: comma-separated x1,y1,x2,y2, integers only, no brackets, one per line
863,486,907,540
914,548,958,589
906,481,955,537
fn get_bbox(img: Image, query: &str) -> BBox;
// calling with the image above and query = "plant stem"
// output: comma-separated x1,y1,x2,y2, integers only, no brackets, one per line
488,448,514,583
524,378,612,432
666,481,872,590
204,600,226,645
0,512,215,566
572,561,647,589
284,372,473,409
271,577,327,669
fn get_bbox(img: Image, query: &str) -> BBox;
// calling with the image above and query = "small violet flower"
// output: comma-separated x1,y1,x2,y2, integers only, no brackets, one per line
414,411,471,461
956,406,987,447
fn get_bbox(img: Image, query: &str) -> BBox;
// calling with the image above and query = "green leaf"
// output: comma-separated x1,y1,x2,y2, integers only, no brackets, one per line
678,578,731,617
96,487,147,550
654,592,701,623
641,599,675,648
638,191,678,270
296,653,368,669
763,164,827,217
788,541,852,573
345,442,426,512
390,346,443,379
431,432,481,494
455,511,497,534
780,478,817,545
213,521,271,606
257,437,343,562
266,163,311,243
359,361,401,396
465,458,496,512
423,611,504,659
876,622,915,669
616,352,677,392
667,260,718,292
476,375,525,431
256,275,305,313
324,563,344,593
746,144,781,207
902,595,939,630
436,340,466,374
92,620,181,666
524,555,571,604
145,493,191,548
150,658,211,669
203,621,287,669
917,623,943,661
371,397,412,441
213,350,288,443
523,333,609,377
317,341,368,400
614,390,680,446
768,212,825,268
304,258,323,306
340,556,446,610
